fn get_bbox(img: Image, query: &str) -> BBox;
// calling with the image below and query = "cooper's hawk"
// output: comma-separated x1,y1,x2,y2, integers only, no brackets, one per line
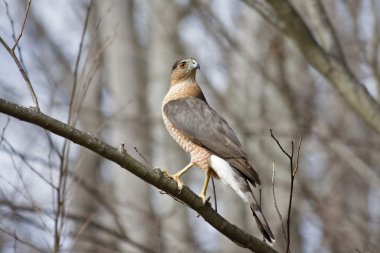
162,58,275,243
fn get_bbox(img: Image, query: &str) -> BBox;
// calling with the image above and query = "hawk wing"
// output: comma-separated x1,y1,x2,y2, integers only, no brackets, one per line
163,96,260,185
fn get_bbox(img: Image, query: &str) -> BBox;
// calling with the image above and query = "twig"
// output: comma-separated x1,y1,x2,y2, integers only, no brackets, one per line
0,116,11,144
71,213,96,250
0,226,47,253
53,3,94,252
12,0,31,50
271,162,287,241
134,147,153,169
270,129,291,158
286,142,295,253
3,0,17,40
293,137,302,176
69,0,93,124
0,0,39,109
270,129,302,253
118,142,127,154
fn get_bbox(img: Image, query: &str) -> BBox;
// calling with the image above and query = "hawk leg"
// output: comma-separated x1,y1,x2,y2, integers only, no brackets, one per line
169,162,194,190
199,168,211,204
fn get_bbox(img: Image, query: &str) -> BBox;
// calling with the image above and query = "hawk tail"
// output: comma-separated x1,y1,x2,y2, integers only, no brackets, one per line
210,155,275,243
249,201,275,243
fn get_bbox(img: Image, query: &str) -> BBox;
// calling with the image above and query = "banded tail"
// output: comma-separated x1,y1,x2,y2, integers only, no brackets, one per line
210,155,275,243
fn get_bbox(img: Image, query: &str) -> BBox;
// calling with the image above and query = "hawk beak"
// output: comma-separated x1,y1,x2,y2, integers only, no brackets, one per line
190,59,200,70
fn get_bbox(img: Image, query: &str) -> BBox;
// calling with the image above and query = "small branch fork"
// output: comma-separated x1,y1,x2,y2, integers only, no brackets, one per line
270,129,302,253
0,0,39,109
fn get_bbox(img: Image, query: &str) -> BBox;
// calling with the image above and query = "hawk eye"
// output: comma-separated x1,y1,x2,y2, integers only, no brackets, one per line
179,62,187,68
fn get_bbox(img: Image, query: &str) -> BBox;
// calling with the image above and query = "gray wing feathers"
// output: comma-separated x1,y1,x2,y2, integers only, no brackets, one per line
163,97,260,185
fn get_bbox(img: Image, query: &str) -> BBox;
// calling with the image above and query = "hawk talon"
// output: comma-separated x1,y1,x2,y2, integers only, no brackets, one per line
171,175,184,191
199,195,211,206
156,168,170,176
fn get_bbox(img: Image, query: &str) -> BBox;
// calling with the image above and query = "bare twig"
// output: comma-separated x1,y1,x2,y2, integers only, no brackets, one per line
71,213,96,250
0,226,47,253
271,162,287,241
3,0,17,46
270,129,302,253
12,0,31,50
2,138,56,189
53,3,94,252
134,147,153,169
119,142,127,154
270,129,291,158
0,116,11,144
69,0,93,124
0,0,38,108
293,137,302,177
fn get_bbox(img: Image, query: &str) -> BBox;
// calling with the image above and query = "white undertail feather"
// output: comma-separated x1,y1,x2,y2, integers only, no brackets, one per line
210,155,275,243
210,155,250,202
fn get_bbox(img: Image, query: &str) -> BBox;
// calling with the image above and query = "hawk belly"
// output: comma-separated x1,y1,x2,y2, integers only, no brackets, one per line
163,113,217,177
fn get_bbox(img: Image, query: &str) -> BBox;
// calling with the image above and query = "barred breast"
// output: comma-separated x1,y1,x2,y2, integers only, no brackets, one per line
162,113,211,171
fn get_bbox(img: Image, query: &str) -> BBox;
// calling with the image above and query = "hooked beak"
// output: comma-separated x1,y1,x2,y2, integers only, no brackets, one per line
190,59,200,70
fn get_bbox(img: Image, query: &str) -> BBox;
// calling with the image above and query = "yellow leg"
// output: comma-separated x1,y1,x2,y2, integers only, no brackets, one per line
170,162,194,190
199,169,211,203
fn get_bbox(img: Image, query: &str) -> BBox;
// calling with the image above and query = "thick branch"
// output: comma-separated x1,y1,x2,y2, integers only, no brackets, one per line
0,97,278,253
304,0,344,60
252,0,380,135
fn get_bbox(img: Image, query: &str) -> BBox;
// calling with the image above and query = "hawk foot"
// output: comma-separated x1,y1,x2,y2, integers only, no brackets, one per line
170,174,184,191
157,168,170,177
199,194,211,206
160,169,184,191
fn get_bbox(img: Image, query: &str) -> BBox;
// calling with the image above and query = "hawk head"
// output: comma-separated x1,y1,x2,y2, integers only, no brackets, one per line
171,58,200,84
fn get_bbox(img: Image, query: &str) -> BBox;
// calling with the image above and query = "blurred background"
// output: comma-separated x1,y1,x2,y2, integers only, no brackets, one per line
0,0,379,252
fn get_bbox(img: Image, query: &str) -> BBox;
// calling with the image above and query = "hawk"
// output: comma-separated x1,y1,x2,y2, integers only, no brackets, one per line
162,58,275,243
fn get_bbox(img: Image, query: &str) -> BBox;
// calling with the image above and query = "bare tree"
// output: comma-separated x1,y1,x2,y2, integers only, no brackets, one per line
1,0,379,253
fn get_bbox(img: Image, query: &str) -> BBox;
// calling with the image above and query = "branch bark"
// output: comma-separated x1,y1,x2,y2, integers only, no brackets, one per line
0,97,278,253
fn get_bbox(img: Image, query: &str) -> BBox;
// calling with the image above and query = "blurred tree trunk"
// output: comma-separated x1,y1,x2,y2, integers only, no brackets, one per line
95,0,157,251
70,9,105,252
220,7,262,253
70,83,104,252
146,1,196,252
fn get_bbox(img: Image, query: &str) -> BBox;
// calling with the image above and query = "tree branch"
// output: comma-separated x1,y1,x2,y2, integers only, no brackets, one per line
0,97,278,253
247,0,380,135
304,0,345,60
270,130,302,253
